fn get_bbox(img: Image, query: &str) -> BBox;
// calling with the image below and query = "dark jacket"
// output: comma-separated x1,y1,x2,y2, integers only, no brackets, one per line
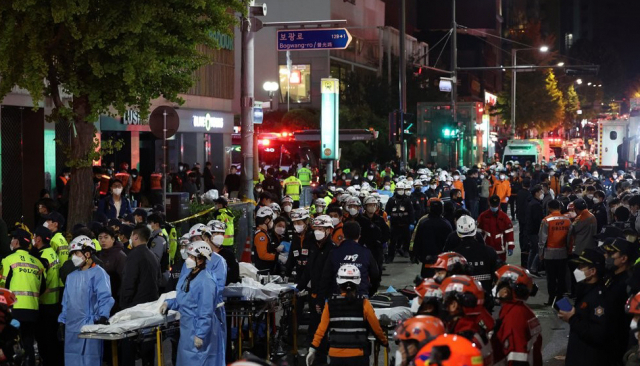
354,213,390,259
516,188,531,223
526,198,544,236
97,195,133,219
218,247,240,285
298,239,335,306
442,231,485,253
262,176,282,200
605,270,632,366
412,215,453,262
463,177,480,201
320,239,380,298
591,201,608,233
97,241,127,312
566,281,608,366
452,237,498,292
120,244,161,309
203,167,216,192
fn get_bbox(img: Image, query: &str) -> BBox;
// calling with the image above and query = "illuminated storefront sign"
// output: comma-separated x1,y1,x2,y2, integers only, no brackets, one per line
192,113,224,131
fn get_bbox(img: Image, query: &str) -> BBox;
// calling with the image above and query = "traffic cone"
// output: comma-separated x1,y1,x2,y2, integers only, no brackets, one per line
241,236,252,263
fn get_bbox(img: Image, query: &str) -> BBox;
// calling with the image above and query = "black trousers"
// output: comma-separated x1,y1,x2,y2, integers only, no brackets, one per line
518,221,529,267
19,321,36,366
308,300,328,365
509,197,517,219
330,355,369,366
388,225,410,262
500,203,508,213
545,258,568,299
36,305,64,366
479,197,489,214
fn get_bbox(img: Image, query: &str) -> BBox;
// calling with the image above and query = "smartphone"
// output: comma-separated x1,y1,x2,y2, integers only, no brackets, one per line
553,297,573,312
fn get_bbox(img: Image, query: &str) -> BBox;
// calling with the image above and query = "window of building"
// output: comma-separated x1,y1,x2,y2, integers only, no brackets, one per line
279,64,311,104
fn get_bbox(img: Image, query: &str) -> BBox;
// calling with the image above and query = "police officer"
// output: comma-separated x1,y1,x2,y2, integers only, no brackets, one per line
298,162,313,207
409,180,427,220
283,171,303,208
262,167,282,201
1,229,45,366
559,249,608,366
590,190,608,232
148,213,169,291
386,182,415,262
44,212,69,263
213,197,235,249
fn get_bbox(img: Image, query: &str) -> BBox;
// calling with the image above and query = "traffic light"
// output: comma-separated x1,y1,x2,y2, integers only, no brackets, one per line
389,110,399,144
442,128,459,139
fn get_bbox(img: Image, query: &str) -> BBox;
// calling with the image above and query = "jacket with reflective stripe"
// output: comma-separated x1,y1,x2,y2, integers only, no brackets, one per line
38,247,64,305
477,209,515,256
538,211,571,260
50,232,69,263
0,250,45,311
283,176,302,200
297,168,313,186
216,208,236,247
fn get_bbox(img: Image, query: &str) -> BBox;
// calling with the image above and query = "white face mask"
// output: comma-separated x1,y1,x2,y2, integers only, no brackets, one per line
72,255,85,268
368,175,374,181
573,268,587,282
394,350,403,366
329,186,336,192
500,175,506,180
631,319,638,338
147,224,154,231
272,213,278,220
354,175,359,180
537,193,544,201
396,190,404,196
593,198,600,204
366,206,377,214
410,297,420,314
112,188,123,195
348,208,359,216
331,217,340,227
185,258,197,269
212,235,224,246
43,222,50,229
384,185,391,190
430,184,437,190
453,175,460,180
275,227,286,235
314,230,326,241
180,248,188,260
283,205,292,213
480,174,485,179
294,224,305,233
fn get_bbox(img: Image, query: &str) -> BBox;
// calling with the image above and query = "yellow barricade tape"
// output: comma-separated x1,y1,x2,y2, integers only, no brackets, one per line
169,199,258,224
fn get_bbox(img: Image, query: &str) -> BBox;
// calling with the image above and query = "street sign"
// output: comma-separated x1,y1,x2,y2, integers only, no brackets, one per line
321,78,339,160
277,28,352,51
253,101,264,124
149,106,179,139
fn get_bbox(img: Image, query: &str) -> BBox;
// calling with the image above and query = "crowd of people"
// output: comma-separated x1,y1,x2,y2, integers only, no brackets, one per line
4,156,640,366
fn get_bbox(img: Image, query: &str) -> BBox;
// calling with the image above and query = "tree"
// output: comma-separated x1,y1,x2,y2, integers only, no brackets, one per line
564,84,580,128
0,0,243,229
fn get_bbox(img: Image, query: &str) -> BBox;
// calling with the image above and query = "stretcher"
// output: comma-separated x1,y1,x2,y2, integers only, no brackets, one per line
372,306,413,366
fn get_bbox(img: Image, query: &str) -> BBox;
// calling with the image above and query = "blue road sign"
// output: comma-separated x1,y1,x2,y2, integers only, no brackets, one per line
277,28,353,51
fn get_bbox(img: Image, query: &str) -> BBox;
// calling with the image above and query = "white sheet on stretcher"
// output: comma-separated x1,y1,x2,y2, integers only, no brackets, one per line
374,307,413,322
223,277,295,301
81,292,181,334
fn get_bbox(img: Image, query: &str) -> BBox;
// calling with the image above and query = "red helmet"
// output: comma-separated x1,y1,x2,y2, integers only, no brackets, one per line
0,289,16,307
440,275,485,314
415,278,443,300
626,292,640,315
414,334,484,366
424,252,468,272
394,315,445,348
495,264,538,299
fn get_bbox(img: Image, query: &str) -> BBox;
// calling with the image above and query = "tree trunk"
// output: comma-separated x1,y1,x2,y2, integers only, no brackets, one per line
66,96,96,231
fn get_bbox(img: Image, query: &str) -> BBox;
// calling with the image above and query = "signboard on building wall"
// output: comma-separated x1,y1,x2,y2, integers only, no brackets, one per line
176,109,234,134
321,78,339,160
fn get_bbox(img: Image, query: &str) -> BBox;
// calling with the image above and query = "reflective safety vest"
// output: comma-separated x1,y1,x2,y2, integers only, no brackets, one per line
50,232,69,263
115,172,130,188
38,247,63,305
327,294,368,349
99,175,111,195
297,168,313,186
59,176,69,186
165,226,178,262
217,208,236,247
150,173,163,190
92,238,103,252
0,249,44,311
283,176,302,201
542,211,571,259
130,176,143,193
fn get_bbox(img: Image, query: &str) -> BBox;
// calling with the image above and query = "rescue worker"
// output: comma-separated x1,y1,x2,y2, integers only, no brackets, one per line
129,169,143,207
423,251,469,284
148,213,169,291
0,289,24,365
206,220,239,285
58,235,114,366
283,171,303,208
0,229,45,366
31,226,64,366
307,264,388,366
414,278,445,316
149,171,163,206
327,206,345,245
115,163,131,196
355,196,389,272
298,162,313,207
476,195,515,262
558,249,608,366
212,197,235,249
591,190,608,232
491,171,512,213
160,242,221,366
312,198,327,217
386,182,415,262
280,196,296,238
414,333,483,366
452,171,464,199
393,316,445,366
252,206,279,273
284,208,313,281
491,264,542,366
410,180,427,220
425,178,441,199
44,211,69,263
538,199,571,305
440,275,494,365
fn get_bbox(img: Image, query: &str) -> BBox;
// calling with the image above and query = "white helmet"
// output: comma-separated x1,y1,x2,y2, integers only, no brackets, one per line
256,206,274,219
362,195,378,206
358,189,370,199
282,196,294,205
290,208,310,221
456,215,477,238
312,215,334,228
336,264,361,285
345,196,362,207
417,169,427,175
189,223,209,239
337,194,351,204
69,235,95,253
270,202,281,213
208,220,226,233
187,241,212,260
346,186,358,195
398,175,407,181
314,198,326,207
335,187,345,194
414,180,423,187
396,182,407,190
361,182,371,189
179,233,190,246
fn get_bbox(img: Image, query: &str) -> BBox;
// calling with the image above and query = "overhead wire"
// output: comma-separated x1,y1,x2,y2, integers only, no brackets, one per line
432,29,453,69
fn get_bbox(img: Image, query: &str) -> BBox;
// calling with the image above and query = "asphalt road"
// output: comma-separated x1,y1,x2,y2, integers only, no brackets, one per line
380,221,569,365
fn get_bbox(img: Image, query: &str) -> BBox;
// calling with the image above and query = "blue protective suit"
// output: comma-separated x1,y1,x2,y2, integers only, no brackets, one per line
168,268,221,366
179,252,227,364
58,265,114,366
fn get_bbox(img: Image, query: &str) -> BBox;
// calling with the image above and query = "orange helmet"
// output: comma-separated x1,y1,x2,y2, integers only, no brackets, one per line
0,289,16,307
424,252,468,272
440,275,485,314
394,315,445,348
427,197,442,207
494,264,538,300
626,292,640,315
415,278,444,300
414,334,484,366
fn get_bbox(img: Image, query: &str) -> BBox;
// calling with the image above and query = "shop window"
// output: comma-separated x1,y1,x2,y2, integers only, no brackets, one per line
279,64,311,104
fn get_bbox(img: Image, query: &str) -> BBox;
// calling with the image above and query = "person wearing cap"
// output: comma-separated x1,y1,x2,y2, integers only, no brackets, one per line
568,198,598,256
262,167,283,201
538,199,572,306
386,181,415,261
601,238,637,365
30,226,64,365
425,178,440,200
590,190,608,232
118,224,135,255
44,211,69,264
354,196,388,271
1,230,45,366
559,249,608,366
409,179,427,220
476,195,515,263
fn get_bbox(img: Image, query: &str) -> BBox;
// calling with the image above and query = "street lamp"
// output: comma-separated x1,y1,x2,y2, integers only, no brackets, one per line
511,45,549,137
557,62,565,67
577,79,583,85
263,81,279,105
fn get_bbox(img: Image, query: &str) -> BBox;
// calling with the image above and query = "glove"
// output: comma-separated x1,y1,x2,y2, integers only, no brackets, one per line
57,323,65,342
194,336,203,349
409,224,415,232
277,244,285,253
95,316,110,325
159,302,169,315
306,348,316,366
505,197,509,202
508,249,513,256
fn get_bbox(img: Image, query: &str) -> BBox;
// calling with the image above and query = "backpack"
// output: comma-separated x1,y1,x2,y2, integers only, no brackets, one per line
369,291,410,308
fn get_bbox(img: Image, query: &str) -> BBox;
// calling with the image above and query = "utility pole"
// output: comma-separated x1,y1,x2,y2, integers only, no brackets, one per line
511,49,517,139
451,0,458,167
399,0,407,170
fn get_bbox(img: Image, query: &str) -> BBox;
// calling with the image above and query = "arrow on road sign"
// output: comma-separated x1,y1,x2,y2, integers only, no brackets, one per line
277,28,352,51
